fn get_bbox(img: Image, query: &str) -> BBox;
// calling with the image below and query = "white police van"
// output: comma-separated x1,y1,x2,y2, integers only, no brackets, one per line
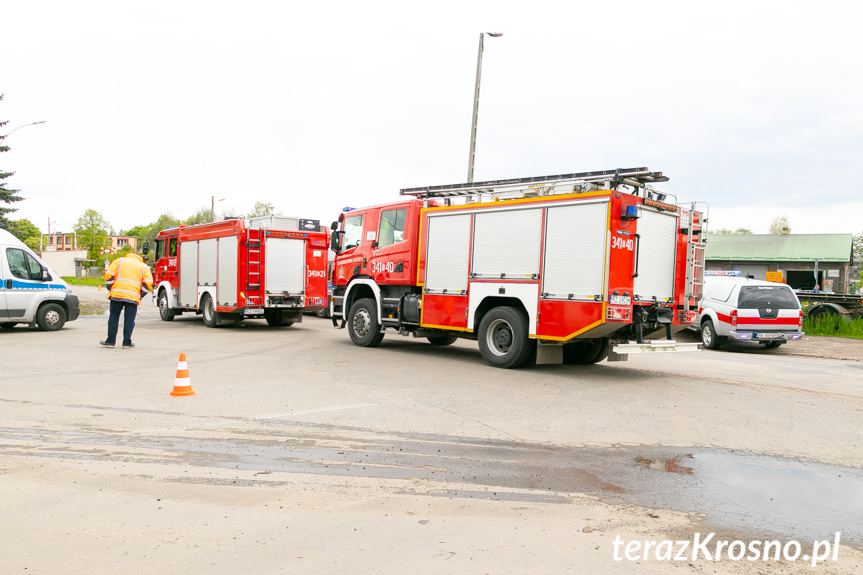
697,271,803,350
0,228,80,330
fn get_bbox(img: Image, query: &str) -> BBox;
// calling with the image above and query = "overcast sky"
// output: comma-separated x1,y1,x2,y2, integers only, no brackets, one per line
3,1,862,236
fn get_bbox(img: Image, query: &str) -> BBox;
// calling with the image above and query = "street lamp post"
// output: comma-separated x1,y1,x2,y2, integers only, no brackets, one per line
467,32,502,184
211,196,225,222
0,120,46,146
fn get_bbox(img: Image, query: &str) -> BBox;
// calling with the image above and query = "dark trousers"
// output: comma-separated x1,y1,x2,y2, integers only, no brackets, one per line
106,299,138,346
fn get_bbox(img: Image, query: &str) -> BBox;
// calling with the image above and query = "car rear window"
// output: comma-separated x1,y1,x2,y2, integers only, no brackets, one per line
737,286,799,309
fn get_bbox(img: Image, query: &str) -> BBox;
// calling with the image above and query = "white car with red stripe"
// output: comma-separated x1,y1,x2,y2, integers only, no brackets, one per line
697,276,804,350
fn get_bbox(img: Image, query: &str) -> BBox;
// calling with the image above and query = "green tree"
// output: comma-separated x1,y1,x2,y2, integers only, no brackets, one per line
74,209,111,264
122,213,182,247
0,94,23,228
6,218,41,250
853,231,862,260
185,207,212,225
769,215,791,234
247,201,280,218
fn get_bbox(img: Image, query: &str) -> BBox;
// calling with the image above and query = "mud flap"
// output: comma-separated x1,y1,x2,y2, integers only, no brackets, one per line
536,343,563,365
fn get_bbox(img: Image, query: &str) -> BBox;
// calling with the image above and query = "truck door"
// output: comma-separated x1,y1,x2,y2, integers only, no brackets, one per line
2,246,47,320
369,205,411,284
0,248,9,321
335,211,368,283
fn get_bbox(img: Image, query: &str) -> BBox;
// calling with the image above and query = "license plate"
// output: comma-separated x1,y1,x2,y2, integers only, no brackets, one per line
755,332,781,339
610,295,631,305
245,308,264,315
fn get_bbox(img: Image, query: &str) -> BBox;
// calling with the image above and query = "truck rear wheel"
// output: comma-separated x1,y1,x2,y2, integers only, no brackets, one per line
36,303,67,331
158,291,176,322
265,310,294,327
700,319,722,350
348,298,385,347
477,306,535,369
563,338,610,364
201,294,219,328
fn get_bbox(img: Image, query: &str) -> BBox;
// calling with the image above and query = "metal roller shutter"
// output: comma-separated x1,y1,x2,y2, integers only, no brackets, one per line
472,208,542,279
217,236,238,306
179,241,197,307
633,209,678,302
542,201,609,299
265,238,305,294
425,214,471,293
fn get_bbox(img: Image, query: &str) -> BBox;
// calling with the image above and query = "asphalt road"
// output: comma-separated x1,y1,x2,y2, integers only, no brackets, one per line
1,291,862,574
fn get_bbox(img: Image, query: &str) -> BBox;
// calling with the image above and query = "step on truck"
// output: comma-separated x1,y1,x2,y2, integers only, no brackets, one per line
329,167,706,368
152,216,329,327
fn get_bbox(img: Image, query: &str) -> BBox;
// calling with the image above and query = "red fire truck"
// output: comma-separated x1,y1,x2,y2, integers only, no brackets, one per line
152,216,330,327
329,167,706,368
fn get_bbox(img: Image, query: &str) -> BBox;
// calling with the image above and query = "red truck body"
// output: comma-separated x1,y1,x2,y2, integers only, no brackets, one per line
152,218,329,327
330,168,705,368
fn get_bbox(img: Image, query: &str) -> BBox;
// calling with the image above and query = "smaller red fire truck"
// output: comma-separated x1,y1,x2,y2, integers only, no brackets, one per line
152,216,329,327
329,167,706,368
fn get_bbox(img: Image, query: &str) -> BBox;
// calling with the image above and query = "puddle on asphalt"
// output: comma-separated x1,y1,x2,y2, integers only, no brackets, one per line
3,425,862,545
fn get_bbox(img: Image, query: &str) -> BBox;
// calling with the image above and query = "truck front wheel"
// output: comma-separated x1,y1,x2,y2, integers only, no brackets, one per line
36,303,67,331
348,298,385,347
563,338,610,364
158,291,176,322
427,335,458,346
477,306,535,369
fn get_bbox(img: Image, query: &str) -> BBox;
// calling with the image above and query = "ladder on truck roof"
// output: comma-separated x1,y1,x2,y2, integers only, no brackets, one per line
399,167,669,200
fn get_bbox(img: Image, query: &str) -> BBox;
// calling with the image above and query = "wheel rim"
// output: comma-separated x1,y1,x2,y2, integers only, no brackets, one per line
702,324,713,346
45,309,61,326
352,308,371,337
486,318,513,356
160,296,169,317
204,299,213,322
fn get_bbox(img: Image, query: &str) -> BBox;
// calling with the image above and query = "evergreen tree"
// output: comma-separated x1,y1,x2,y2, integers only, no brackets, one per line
0,94,23,228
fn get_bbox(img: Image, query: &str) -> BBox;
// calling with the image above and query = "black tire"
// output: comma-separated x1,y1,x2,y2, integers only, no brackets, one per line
36,303,67,331
427,335,458,346
347,298,385,347
265,311,294,327
563,338,611,364
0,322,17,329
701,319,722,350
809,306,838,320
158,291,175,322
762,341,784,348
201,294,218,328
477,306,535,369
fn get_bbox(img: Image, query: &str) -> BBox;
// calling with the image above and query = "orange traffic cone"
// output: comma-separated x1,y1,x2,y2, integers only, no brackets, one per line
170,353,196,396
98,285,102,291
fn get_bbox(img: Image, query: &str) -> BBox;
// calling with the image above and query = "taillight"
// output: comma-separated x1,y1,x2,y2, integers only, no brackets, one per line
731,309,738,326
799,309,804,327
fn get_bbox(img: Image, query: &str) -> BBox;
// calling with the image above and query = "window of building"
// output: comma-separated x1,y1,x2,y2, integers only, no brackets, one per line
117,239,128,247
378,208,406,249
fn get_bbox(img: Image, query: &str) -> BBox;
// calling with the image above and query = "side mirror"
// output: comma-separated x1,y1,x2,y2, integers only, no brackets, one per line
330,230,344,253
330,221,339,231
371,241,379,249
41,268,50,282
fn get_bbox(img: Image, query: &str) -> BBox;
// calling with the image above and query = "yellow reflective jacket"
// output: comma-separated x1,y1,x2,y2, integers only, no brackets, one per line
105,253,154,305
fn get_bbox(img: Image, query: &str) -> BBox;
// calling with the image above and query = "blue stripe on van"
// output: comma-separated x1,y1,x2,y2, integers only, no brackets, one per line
3,280,68,290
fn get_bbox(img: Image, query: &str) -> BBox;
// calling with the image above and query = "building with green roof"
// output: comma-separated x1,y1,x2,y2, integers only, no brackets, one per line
704,233,856,293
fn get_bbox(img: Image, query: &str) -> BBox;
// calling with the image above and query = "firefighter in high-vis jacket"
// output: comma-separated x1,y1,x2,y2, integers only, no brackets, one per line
99,252,154,349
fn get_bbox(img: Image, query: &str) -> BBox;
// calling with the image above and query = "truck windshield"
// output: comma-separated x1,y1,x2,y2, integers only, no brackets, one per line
343,215,364,250
738,286,798,309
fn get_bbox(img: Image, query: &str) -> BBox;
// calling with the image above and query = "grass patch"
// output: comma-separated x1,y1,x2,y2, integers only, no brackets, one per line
803,314,863,339
62,276,105,287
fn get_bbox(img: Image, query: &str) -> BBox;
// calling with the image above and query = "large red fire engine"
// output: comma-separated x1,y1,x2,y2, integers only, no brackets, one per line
152,216,330,327
329,167,706,368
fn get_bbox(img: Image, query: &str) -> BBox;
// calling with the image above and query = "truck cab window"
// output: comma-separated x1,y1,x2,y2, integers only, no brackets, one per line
378,208,406,249
168,237,178,256
6,248,42,280
343,215,364,250
155,240,164,261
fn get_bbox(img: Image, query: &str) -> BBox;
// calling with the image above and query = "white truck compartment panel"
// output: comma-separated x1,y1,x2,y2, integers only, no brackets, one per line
198,239,218,286
179,241,198,307
472,207,542,279
633,209,677,302
542,201,609,299
425,214,471,293
265,237,305,294
217,235,238,306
